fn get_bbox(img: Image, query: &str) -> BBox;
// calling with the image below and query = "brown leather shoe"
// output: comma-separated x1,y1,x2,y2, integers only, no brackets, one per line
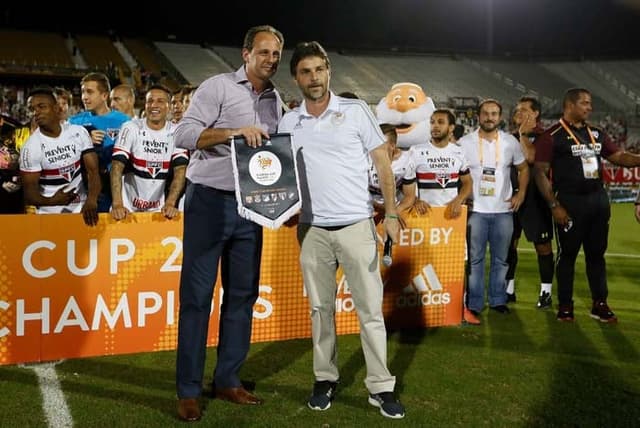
177,398,201,422
215,386,263,405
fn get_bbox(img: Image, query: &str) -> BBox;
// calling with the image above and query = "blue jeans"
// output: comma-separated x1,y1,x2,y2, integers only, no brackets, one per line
467,212,513,312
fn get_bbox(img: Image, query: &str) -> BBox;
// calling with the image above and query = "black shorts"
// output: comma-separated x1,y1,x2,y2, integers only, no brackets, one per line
512,211,522,241
516,180,553,244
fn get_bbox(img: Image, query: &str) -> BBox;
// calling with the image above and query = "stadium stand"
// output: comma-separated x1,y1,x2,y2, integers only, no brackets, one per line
540,61,629,111
154,42,233,87
123,38,181,92
588,60,640,105
0,30,73,69
75,34,130,77
467,58,574,111
2,30,639,128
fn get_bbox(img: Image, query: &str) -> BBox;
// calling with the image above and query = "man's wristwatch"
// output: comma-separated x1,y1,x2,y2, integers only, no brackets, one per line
549,201,559,209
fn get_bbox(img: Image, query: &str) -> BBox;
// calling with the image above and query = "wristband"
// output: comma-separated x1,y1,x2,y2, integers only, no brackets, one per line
386,214,399,219
549,201,559,209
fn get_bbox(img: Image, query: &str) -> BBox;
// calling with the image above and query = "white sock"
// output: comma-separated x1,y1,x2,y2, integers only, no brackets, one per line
540,283,552,294
506,279,515,294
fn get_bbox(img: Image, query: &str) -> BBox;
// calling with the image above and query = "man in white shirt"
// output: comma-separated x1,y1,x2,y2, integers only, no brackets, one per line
278,41,405,420
459,99,528,320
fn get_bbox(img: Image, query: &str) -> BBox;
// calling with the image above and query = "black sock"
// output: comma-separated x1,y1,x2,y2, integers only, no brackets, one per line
537,253,554,284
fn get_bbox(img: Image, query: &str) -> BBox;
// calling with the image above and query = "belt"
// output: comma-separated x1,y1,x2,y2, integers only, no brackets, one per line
191,182,236,196
210,187,235,196
315,223,356,231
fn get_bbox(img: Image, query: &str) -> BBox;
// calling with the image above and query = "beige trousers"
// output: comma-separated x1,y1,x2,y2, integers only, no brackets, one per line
297,219,396,394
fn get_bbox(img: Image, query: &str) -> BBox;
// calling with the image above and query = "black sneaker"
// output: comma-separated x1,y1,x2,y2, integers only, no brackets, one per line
308,380,338,411
506,292,516,303
490,304,510,314
536,291,552,309
590,301,618,324
368,392,405,419
557,304,574,322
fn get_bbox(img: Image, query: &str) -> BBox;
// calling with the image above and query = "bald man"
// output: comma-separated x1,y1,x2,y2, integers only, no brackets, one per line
110,84,136,118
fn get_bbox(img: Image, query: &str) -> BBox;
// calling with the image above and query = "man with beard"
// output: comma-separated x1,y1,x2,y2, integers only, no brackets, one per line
459,99,528,319
279,41,405,419
173,25,284,422
534,88,640,323
408,109,475,323
410,109,472,217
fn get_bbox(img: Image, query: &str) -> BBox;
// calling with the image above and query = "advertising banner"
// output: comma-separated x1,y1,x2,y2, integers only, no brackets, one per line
0,207,465,365
601,160,640,184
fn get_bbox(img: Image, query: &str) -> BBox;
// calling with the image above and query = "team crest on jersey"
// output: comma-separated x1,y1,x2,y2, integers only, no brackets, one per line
435,172,451,188
146,160,163,178
106,128,120,140
590,130,599,139
59,164,76,182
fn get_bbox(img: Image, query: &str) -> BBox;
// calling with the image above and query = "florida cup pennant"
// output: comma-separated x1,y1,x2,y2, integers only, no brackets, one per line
231,133,301,229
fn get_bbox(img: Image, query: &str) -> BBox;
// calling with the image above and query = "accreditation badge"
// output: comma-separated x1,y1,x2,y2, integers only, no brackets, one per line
231,133,301,229
581,152,599,179
479,167,496,196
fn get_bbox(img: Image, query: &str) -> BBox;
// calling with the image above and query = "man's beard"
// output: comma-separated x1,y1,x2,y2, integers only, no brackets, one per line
431,132,449,144
480,121,497,132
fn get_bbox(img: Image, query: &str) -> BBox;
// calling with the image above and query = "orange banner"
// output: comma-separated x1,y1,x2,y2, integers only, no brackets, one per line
0,207,465,365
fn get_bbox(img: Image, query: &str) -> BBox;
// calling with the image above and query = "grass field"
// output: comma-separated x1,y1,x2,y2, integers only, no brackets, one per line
1,203,638,427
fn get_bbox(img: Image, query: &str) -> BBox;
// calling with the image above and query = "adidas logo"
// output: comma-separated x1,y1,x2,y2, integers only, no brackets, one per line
396,264,451,307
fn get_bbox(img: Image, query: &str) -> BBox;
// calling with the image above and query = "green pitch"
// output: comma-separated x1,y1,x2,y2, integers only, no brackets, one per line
1,204,638,427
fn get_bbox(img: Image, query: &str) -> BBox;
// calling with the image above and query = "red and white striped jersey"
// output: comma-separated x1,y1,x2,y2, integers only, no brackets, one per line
19,123,94,214
112,119,189,212
410,142,470,206
368,149,416,205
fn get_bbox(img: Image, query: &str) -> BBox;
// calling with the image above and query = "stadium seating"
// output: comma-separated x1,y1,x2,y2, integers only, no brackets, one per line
3,29,640,120
0,30,73,69
123,38,180,92
75,34,129,76
154,42,233,88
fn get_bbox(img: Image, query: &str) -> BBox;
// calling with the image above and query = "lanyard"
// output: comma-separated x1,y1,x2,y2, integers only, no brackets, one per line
559,118,597,147
478,132,500,167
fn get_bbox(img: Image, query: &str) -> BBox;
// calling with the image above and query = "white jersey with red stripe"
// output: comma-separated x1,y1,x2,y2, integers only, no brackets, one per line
409,141,470,206
367,149,416,205
19,123,93,214
112,119,189,212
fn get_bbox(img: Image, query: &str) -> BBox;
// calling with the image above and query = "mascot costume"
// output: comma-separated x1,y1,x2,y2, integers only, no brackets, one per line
375,82,435,149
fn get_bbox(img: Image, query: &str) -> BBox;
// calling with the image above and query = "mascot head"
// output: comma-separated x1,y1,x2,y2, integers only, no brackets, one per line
375,82,435,149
